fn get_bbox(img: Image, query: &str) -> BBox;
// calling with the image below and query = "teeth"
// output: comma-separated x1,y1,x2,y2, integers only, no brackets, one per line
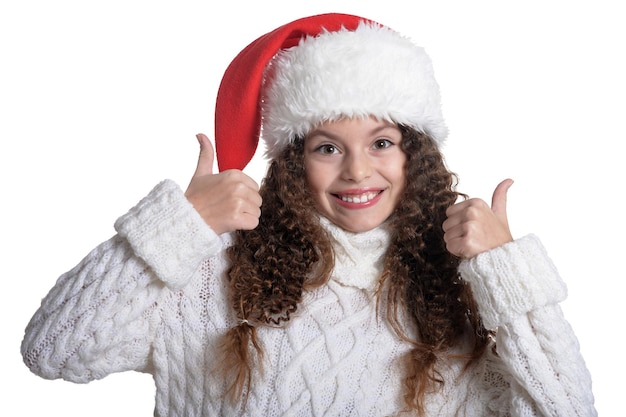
339,191,379,203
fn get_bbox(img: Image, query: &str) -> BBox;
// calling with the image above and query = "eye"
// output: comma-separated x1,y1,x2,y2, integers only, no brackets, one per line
372,138,393,150
316,144,339,155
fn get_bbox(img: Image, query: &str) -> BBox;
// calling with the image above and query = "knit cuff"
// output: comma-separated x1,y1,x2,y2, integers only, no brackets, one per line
114,179,220,289
458,234,568,330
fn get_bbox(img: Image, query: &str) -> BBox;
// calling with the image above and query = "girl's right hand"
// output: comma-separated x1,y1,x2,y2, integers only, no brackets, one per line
185,133,262,235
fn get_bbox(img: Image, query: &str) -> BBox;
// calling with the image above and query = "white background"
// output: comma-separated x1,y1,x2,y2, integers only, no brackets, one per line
2,1,622,415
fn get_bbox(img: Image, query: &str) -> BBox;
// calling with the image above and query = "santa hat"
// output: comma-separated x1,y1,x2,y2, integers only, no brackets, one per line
214,13,447,171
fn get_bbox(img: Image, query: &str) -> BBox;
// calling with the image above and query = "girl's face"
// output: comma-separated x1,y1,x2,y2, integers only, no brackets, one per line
304,117,407,233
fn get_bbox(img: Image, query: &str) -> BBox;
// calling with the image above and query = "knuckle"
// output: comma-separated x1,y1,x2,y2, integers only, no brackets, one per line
222,169,244,183
467,198,488,209
460,221,476,236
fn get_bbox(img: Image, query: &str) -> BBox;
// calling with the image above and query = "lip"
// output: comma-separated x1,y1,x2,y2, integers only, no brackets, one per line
331,188,384,209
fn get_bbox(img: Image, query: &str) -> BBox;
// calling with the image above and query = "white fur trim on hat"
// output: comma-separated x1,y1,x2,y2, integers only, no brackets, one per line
261,21,448,160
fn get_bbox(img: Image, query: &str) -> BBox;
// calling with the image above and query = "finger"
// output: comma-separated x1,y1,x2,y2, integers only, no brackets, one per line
442,210,462,233
243,199,262,219
443,202,472,234
445,198,489,226
230,178,263,207
238,172,261,193
491,178,513,223
224,196,262,231
445,198,468,219
193,133,215,177
235,211,261,231
221,169,261,194
221,173,263,211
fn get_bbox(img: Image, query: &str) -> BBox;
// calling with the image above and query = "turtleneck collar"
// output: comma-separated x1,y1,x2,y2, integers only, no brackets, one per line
319,217,392,291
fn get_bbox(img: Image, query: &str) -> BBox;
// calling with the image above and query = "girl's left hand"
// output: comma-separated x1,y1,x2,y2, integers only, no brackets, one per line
442,179,514,259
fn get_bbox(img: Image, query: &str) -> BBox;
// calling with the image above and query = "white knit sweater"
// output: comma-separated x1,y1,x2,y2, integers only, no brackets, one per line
21,180,596,416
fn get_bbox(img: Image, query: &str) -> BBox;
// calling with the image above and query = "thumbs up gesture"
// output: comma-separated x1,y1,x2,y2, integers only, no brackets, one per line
184,133,262,235
442,179,514,259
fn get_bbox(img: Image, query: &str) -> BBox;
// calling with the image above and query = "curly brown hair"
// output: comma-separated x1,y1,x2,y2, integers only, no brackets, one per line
220,125,492,412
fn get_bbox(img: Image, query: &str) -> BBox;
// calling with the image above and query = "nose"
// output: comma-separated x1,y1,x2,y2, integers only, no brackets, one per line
342,151,373,183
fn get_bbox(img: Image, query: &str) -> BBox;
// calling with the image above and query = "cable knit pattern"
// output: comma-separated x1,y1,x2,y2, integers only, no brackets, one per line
458,235,568,330
320,216,389,291
114,179,220,289
21,236,162,382
21,180,597,416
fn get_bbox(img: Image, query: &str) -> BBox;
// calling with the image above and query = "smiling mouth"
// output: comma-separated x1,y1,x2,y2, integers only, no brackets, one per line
334,190,382,204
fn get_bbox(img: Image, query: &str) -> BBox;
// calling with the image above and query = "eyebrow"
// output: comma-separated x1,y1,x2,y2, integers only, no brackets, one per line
307,122,399,140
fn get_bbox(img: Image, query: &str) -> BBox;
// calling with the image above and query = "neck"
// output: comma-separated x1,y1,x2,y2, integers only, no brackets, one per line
319,217,391,291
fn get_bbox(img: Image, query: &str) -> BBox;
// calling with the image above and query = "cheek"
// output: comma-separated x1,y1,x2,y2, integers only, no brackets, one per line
389,156,407,191
388,164,408,206
305,173,325,201
397,167,407,192
304,158,327,194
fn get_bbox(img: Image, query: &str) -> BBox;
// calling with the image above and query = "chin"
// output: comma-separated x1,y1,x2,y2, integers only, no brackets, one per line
336,219,386,233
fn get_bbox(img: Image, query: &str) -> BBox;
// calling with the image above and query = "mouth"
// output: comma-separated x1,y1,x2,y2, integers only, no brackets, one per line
332,190,383,206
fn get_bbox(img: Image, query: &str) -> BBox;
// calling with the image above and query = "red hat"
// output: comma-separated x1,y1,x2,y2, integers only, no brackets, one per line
214,13,447,171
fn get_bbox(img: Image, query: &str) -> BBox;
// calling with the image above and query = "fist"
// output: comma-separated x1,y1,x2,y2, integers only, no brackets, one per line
185,133,262,235
442,179,514,259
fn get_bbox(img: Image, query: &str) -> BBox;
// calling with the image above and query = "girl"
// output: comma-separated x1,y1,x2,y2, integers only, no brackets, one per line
21,13,596,416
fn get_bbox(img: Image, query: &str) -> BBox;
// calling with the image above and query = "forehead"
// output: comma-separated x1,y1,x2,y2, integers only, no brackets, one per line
307,117,401,138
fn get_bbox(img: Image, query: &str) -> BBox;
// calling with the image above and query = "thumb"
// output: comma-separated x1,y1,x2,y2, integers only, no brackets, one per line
193,133,215,177
491,178,513,223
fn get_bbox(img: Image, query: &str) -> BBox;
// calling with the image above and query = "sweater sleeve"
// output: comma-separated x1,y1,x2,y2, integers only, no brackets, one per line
458,234,597,417
21,180,221,383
